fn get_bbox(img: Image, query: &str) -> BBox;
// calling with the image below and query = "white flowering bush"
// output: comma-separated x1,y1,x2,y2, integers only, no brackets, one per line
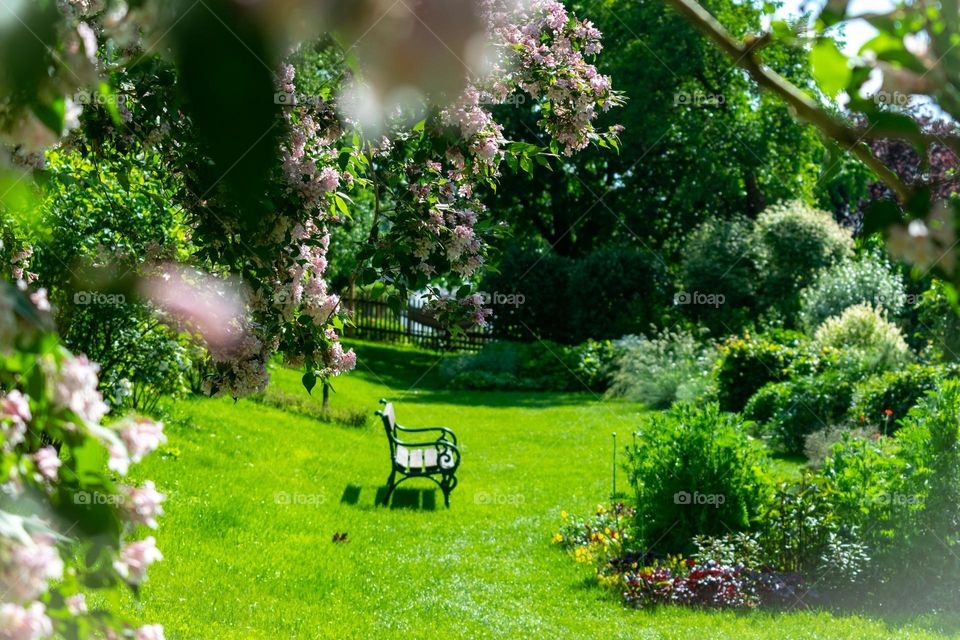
0,281,166,639
799,255,907,330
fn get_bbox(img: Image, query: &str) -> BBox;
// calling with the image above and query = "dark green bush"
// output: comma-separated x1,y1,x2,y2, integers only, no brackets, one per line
627,403,772,555
679,216,761,333
713,329,808,413
849,364,953,427
481,245,573,343
745,368,859,455
568,245,672,340
482,243,671,344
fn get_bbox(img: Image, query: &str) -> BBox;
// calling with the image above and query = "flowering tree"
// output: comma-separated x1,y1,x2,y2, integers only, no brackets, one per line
0,0,622,635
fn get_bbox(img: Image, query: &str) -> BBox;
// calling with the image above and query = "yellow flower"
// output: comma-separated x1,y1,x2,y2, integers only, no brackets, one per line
552,533,564,543
560,510,568,520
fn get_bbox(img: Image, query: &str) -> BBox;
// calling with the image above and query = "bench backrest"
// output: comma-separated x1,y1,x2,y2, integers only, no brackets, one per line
377,401,399,459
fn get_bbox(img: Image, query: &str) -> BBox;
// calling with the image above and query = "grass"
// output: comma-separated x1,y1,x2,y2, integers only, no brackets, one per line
122,341,960,639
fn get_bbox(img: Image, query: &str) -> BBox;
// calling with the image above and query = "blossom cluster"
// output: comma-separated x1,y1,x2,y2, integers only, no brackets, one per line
0,284,166,639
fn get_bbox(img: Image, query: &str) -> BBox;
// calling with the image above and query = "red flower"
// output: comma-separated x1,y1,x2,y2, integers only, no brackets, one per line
884,408,893,417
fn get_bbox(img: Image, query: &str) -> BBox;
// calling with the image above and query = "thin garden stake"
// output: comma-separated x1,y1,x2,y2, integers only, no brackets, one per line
612,432,618,531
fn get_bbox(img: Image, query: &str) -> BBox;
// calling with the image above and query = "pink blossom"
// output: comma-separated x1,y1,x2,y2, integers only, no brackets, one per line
33,447,61,482
114,537,162,585
65,594,87,616
0,536,64,603
54,355,108,425
27,289,49,313
119,417,167,464
0,602,53,640
2,390,31,423
135,625,165,640
140,265,247,355
124,481,166,529
108,443,131,476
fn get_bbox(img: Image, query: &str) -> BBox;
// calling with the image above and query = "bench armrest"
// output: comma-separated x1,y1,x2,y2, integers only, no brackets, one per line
394,425,458,445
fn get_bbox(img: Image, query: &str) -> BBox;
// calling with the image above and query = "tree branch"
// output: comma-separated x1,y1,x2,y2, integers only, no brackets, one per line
663,0,914,202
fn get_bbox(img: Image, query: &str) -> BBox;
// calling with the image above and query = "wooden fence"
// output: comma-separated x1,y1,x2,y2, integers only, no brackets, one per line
346,296,493,352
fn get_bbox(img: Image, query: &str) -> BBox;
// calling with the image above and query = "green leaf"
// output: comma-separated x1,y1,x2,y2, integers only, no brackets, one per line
302,369,317,394
810,38,851,98
334,194,350,217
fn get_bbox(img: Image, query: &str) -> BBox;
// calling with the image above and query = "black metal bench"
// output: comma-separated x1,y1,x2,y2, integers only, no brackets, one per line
376,399,461,507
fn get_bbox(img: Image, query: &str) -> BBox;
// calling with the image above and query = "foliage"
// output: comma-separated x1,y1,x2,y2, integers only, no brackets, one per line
567,245,673,340
915,279,960,362
753,202,854,317
440,339,618,393
482,243,671,344
605,329,716,409
0,146,194,412
813,304,912,371
713,329,808,413
678,216,762,333
798,255,907,330
745,368,861,455
665,0,960,279
0,282,165,637
849,364,952,429
626,403,772,554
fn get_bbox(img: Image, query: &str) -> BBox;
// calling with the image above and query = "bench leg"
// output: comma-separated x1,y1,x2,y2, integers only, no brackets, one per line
440,474,457,508
383,470,397,506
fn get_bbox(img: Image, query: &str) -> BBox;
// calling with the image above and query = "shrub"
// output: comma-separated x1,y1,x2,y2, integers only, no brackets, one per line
813,304,911,371
481,244,573,343
745,369,859,455
798,255,906,330
713,329,808,413
915,278,960,362
813,382,960,604
849,364,952,428
441,339,618,392
568,245,672,340
483,244,671,344
804,426,875,467
679,216,761,332
626,403,772,554
605,328,716,409
753,201,853,316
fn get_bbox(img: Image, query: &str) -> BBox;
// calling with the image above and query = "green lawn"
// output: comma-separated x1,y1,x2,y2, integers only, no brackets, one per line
123,341,960,639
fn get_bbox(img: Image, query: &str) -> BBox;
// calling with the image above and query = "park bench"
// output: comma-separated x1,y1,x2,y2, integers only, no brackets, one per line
376,399,460,507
